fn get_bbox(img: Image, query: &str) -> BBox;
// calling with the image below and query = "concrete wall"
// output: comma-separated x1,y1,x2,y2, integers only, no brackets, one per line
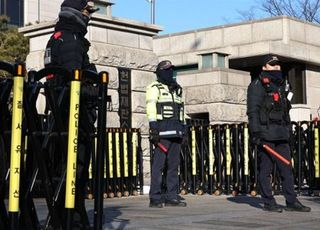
290,64,320,121
154,16,320,65
24,0,61,25
306,65,320,118
177,68,251,124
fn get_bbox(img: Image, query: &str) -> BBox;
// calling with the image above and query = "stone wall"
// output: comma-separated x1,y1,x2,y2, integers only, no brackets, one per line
177,68,251,124
24,0,62,25
305,65,320,118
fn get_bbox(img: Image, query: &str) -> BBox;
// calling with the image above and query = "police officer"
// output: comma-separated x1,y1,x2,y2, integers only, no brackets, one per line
247,55,310,212
146,60,187,208
44,0,99,228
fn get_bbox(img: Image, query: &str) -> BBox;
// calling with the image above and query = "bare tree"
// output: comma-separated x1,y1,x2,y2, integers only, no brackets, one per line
237,6,258,21
261,0,320,23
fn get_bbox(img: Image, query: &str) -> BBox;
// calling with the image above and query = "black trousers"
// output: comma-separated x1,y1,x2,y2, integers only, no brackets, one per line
149,138,181,201
258,141,297,205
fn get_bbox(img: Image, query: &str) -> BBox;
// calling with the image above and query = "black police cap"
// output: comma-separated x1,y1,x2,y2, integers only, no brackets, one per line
61,0,99,13
156,60,174,72
263,55,280,66
61,0,87,11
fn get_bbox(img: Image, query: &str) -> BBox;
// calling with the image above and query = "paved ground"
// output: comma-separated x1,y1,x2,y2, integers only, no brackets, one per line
78,194,320,230
27,194,320,229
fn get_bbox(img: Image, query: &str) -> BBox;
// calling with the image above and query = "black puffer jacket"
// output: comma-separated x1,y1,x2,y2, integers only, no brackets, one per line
247,73,292,142
44,1,98,135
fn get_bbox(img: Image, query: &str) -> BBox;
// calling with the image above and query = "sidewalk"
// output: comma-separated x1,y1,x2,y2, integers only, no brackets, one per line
83,194,320,229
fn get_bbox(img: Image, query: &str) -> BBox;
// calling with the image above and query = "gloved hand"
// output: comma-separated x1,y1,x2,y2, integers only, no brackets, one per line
149,128,160,145
250,132,261,146
149,122,160,145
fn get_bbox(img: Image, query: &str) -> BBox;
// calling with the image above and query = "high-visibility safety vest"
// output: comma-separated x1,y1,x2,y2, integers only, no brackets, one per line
146,81,185,138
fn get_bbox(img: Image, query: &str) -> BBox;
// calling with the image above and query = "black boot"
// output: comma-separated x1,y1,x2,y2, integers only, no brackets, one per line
165,199,187,207
149,199,163,208
285,200,311,212
263,203,282,213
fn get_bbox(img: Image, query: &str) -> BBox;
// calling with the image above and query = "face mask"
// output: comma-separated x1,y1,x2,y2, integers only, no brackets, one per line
267,70,283,79
262,70,284,85
157,69,176,85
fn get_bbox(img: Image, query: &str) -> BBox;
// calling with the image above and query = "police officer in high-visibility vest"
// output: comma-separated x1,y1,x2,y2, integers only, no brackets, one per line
146,60,187,208
247,55,310,213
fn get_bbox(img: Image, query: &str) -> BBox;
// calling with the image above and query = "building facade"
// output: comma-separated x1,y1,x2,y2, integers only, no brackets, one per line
154,17,320,123
19,1,320,184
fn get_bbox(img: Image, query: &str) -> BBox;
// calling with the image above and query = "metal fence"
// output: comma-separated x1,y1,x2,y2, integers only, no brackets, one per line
0,61,144,230
178,121,320,197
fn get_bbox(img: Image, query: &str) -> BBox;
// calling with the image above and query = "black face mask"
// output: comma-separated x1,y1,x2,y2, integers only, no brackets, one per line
157,69,176,85
262,70,284,85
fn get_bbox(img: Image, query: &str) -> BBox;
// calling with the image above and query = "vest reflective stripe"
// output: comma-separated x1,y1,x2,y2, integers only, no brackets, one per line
159,130,184,138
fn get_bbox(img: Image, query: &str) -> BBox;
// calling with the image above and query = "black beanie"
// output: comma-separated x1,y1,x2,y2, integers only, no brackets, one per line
61,0,87,11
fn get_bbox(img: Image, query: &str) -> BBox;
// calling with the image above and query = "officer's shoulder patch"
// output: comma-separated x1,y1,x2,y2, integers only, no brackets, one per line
53,31,62,39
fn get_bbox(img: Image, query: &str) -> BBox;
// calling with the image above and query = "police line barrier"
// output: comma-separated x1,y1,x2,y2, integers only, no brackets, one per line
178,121,320,197
0,61,145,229
87,128,143,200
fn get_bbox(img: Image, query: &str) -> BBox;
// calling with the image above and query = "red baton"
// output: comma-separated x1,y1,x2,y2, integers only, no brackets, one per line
157,143,168,153
263,144,291,166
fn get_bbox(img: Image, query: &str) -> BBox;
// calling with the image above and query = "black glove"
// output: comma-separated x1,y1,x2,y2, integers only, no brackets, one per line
149,128,160,145
250,132,261,146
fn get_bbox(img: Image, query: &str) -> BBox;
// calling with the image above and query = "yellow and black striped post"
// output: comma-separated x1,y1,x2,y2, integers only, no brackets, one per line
107,129,114,198
115,129,122,198
131,129,138,195
191,127,197,194
208,126,215,194
8,63,25,230
65,69,81,230
225,125,231,194
243,123,250,193
122,130,130,196
314,122,319,181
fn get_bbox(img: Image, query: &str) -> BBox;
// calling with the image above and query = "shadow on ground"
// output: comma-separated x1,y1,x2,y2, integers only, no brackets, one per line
87,206,129,230
227,195,264,209
304,196,320,204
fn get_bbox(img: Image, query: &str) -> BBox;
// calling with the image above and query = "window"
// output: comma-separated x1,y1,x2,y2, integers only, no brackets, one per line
217,53,226,68
202,54,213,69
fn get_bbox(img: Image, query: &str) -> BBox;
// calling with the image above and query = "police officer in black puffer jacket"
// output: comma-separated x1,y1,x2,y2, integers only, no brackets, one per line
247,55,310,213
44,0,99,228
